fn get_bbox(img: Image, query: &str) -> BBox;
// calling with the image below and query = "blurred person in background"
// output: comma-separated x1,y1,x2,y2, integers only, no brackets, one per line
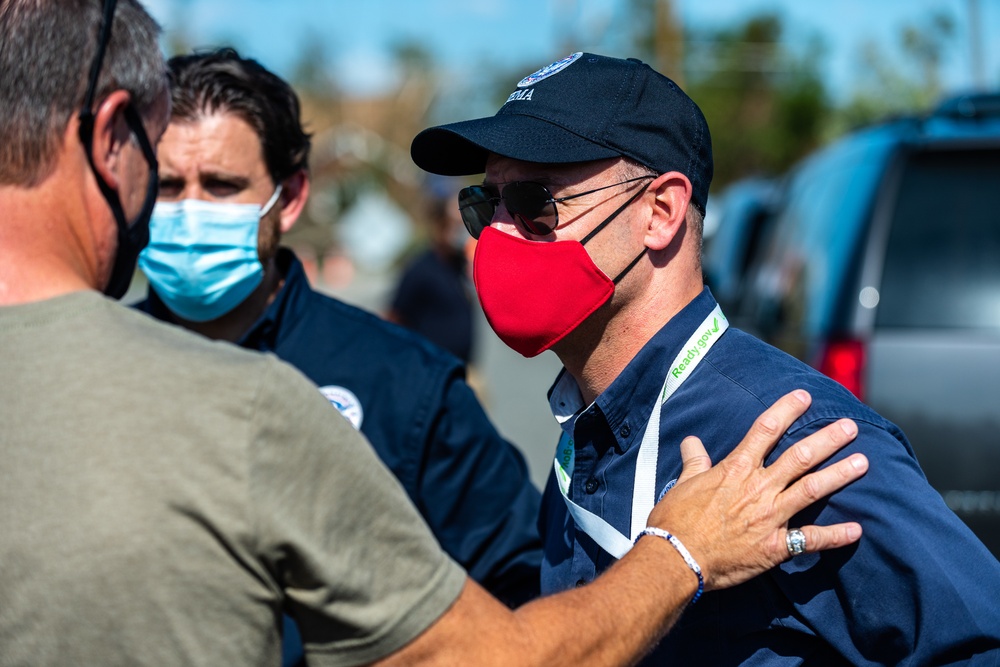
133,47,542,664
411,51,1000,666
387,177,477,366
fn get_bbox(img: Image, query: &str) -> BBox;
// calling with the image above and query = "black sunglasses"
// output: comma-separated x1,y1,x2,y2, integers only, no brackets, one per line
458,175,653,239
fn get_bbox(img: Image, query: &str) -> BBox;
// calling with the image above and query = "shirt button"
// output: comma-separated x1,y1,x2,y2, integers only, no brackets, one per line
619,423,631,438
585,478,599,494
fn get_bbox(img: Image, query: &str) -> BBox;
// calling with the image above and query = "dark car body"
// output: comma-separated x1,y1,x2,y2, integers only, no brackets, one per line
703,177,778,315
733,93,1000,557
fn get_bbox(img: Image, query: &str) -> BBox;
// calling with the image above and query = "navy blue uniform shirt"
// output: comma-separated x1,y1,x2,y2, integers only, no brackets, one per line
391,248,474,364
540,287,1000,665
139,249,542,604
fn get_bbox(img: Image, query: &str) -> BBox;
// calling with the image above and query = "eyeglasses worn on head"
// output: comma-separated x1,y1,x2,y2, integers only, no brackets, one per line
458,175,654,239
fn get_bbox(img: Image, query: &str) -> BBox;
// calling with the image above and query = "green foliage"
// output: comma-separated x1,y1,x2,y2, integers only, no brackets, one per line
290,33,338,95
617,2,958,189
832,10,956,134
683,14,830,190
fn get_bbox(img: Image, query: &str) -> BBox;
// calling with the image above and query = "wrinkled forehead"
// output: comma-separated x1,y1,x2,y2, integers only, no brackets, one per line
158,111,268,179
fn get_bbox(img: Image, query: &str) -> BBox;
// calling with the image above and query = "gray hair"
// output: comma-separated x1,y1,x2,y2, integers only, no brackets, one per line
617,156,706,250
687,204,705,257
0,0,166,186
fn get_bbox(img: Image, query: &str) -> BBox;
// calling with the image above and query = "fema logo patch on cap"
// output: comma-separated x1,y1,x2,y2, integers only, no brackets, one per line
517,52,582,88
318,385,364,430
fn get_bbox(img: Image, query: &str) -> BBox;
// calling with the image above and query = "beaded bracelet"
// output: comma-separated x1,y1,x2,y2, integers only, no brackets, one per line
635,527,704,606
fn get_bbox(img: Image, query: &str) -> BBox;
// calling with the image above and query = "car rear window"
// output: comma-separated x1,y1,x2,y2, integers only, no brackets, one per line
876,147,1000,330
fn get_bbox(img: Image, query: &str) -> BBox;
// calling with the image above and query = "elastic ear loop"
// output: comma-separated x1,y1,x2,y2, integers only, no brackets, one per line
612,246,648,285
80,0,118,114
578,182,652,285
76,0,162,299
260,184,284,217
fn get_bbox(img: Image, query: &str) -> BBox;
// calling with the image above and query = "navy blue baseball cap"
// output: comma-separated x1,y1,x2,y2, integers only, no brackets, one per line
410,52,713,214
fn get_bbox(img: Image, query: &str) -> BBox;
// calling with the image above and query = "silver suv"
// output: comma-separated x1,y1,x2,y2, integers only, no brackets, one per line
732,93,1000,557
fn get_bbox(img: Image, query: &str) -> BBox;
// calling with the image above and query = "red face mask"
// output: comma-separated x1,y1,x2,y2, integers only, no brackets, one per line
473,227,646,357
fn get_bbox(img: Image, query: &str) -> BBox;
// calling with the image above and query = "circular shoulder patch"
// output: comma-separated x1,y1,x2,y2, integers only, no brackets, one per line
517,52,583,88
318,385,364,430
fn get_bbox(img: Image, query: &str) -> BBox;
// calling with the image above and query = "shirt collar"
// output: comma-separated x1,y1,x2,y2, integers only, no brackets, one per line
236,247,306,350
546,287,720,452
548,367,586,432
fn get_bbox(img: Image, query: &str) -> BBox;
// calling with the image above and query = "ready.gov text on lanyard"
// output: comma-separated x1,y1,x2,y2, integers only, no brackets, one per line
554,304,729,559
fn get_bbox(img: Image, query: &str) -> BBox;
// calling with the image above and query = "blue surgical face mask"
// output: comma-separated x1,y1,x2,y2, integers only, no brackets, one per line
138,186,282,322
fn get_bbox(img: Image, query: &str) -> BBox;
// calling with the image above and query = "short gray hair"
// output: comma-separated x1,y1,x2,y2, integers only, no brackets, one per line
617,156,705,249
0,0,166,186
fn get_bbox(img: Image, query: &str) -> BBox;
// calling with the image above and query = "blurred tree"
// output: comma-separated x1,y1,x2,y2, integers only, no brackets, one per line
290,34,338,94
834,11,956,132
682,14,830,190
282,34,351,260
598,4,830,190
161,0,194,58
628,0,685,85
286,37,438,269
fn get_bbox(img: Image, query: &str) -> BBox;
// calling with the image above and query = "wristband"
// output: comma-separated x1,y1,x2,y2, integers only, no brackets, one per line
635,527,704,606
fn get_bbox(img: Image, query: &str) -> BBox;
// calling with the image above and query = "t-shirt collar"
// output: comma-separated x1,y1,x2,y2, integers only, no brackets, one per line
235,247,303,349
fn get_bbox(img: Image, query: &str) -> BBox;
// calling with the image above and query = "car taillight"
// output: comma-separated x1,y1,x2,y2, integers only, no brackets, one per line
816,338,866,400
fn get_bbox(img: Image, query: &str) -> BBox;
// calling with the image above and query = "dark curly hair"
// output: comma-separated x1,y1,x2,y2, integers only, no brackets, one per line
166,47,311,184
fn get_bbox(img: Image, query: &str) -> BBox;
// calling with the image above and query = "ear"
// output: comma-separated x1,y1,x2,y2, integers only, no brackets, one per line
277,169,310,234
87,89,134,192
645,171,693,252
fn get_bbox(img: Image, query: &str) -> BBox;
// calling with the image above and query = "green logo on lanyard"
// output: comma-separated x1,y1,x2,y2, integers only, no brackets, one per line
669,316,725,382
556,437,575,487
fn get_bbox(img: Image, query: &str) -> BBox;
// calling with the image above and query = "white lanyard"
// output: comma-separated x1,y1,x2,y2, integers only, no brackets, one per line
554,305,728,559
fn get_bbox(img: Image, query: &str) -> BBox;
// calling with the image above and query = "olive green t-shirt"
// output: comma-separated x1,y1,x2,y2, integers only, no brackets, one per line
0,291,465,666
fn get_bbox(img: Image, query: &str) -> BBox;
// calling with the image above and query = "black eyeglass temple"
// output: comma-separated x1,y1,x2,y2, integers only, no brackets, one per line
579,180,652,245
549,175,655,205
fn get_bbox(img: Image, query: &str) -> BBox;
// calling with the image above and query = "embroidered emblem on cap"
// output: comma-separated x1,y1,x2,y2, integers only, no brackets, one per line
517,52,582,88
318,385,364,430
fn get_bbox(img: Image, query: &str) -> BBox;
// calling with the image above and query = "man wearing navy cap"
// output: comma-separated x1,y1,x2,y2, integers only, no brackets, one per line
411,52,1000,665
